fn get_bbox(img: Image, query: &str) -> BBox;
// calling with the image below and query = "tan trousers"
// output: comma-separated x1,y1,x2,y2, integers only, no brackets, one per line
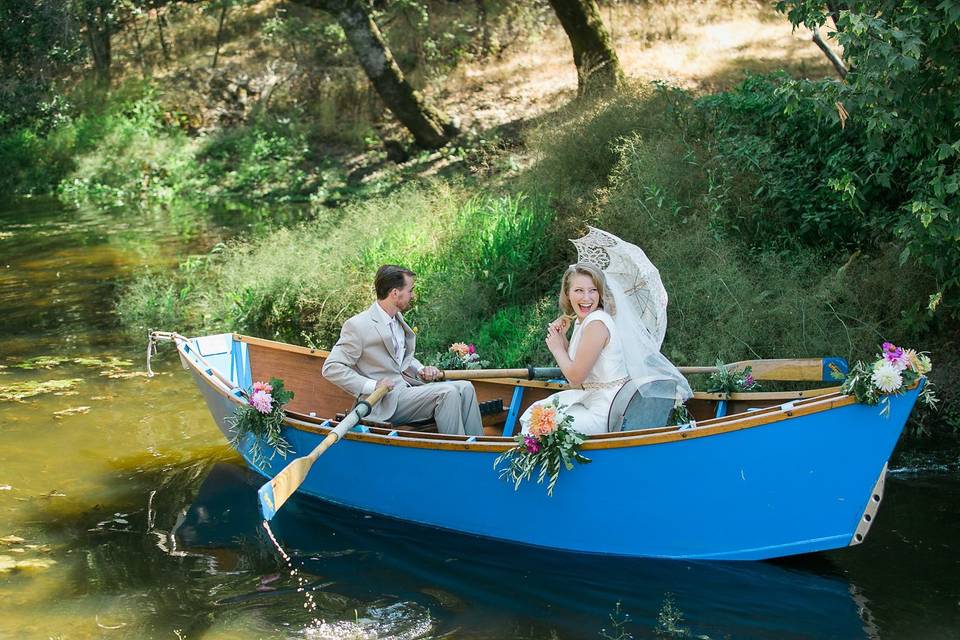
388,381,483,436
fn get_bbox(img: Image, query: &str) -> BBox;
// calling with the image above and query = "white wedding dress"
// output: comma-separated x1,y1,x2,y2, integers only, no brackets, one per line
519,310,629,436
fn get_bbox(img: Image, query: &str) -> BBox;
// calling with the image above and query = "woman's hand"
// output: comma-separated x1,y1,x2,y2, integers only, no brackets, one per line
545,321,568,355
548,316,570,335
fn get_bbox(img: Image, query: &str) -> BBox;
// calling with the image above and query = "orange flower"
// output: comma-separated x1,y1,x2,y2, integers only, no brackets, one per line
529,405,558,437
449,342,470,357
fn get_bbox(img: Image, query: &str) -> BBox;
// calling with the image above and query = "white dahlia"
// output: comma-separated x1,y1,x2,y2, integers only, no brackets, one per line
871,361,903,394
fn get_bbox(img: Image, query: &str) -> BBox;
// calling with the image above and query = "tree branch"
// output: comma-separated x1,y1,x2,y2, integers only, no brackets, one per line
813,26,847,80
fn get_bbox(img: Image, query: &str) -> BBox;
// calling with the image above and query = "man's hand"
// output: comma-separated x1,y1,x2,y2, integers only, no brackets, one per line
375,378,395,391
418,366,441,382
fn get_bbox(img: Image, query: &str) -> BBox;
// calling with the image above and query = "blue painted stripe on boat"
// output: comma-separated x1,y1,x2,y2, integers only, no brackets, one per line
230,339,252,389
823,357,849,381
352,424,370,433
503,386,524,436
714,399,728,418
387,430,398,437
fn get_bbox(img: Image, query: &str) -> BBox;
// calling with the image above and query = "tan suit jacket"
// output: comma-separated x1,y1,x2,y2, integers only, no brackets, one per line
321,302,424,422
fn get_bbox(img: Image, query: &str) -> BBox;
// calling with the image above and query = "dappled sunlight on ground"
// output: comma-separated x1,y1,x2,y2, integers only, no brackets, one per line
442,0,837,134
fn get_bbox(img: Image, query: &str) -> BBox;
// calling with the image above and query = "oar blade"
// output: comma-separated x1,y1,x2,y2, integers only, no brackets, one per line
258,454,316,521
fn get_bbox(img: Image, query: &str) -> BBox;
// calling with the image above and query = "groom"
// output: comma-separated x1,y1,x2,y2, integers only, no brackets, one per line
322,265,483,436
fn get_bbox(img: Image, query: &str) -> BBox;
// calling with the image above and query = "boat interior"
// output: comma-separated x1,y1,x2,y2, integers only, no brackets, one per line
187,333,848,439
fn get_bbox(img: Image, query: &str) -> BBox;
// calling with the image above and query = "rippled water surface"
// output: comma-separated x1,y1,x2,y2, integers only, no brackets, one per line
1,199,958,639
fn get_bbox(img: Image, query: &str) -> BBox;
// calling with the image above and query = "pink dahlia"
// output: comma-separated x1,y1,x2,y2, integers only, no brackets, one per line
250,390,273,414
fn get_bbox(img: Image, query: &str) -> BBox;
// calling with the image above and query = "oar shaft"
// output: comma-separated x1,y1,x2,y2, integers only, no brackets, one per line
441,367,563,381
259,385,389,520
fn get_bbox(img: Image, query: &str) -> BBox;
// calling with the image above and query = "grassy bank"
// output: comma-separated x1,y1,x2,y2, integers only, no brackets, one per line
116,82,957,433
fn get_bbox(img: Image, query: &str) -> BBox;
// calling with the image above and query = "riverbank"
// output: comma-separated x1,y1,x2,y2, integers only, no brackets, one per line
3,0,957,432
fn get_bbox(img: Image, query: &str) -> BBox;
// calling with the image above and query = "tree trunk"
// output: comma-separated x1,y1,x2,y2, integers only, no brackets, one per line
294,0,457,149
547,0,624,96
155,9,171,64
83,0,112,87
475,0,492,59
130,9,149,78
825,1,844,32
212,1,228,68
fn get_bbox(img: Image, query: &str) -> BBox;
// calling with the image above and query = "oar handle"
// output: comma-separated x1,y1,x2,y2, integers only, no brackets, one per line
310,384,391,459
440,367,563,381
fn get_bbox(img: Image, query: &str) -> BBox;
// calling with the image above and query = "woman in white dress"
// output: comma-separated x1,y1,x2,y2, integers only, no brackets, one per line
520,263,630,436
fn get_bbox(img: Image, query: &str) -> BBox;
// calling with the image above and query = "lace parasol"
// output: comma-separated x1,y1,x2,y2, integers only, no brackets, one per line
570,226,668,348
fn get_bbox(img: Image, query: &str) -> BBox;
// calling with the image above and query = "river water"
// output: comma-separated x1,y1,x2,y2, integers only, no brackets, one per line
0,198,957,639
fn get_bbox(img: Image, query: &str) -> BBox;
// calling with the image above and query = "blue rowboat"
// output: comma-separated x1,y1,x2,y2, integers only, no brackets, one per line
168,332,922,561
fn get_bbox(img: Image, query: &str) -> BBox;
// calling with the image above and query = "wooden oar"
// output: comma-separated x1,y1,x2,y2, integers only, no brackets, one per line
678,357,847,382
258,385,390,521
440,366,563,381
441,359,845,384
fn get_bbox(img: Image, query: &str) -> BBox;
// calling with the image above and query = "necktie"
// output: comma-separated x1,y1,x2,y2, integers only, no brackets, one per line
389,320,403,362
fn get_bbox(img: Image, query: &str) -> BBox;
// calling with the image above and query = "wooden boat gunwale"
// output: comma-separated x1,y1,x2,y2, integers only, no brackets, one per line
179,333,862,453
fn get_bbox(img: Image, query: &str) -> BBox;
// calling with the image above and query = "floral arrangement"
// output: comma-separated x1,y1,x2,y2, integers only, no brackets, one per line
431,342,489,371
705,358,760,395
227,378,295,470
493,397,591,496
841,342,936,415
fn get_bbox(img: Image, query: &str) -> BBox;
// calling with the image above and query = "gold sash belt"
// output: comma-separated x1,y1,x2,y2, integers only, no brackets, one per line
580,376,629,390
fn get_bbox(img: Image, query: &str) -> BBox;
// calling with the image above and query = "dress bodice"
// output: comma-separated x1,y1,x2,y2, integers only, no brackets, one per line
569,310,629,385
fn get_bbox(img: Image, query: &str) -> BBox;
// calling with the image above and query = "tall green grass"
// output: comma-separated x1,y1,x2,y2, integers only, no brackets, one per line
117,81,953,427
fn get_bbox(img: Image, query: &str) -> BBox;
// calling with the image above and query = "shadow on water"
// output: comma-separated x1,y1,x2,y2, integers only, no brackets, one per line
172,462,877,639
19,457,885,639
11,412,960,638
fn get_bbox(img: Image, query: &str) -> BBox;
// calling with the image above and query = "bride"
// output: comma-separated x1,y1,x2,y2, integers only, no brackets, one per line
520,261,692,436
520,263,630,436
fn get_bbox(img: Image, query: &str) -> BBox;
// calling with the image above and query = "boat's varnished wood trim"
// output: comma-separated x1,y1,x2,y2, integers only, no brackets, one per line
236,334,331,358
692,387,841,401
183,341,857,453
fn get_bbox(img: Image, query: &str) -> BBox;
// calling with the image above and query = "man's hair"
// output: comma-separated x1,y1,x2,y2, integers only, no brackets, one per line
374,265,416,300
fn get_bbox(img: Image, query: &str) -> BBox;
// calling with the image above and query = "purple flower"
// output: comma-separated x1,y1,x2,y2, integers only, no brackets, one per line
882,342,898,354
744,374,755,388
523,435,541,454
468,343,476,355
250,390,273,414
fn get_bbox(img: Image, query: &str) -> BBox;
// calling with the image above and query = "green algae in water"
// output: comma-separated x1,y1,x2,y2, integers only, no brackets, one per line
12,356,133,370
0,378,83,402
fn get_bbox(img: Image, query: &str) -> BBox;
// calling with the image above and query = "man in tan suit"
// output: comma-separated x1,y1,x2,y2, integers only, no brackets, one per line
322,265,483,436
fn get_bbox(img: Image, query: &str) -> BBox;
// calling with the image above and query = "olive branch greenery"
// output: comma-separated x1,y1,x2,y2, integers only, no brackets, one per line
705,358,760,395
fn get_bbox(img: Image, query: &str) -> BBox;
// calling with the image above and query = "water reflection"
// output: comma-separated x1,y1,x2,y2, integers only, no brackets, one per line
172,462,877,639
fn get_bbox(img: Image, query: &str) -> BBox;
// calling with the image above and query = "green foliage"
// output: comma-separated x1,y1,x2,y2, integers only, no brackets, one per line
705,360,760,395
0,0,83,131
696,74,884,251
773,0,960,311
196,125,311,201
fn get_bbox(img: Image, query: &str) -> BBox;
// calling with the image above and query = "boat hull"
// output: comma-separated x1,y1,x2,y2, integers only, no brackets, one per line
182,353,918,561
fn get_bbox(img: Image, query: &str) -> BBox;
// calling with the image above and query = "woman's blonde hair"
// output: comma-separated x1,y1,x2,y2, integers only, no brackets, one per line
558,263,616,319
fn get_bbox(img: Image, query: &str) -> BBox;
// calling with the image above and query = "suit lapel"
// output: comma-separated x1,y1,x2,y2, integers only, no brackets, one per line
368,302,400,366
397,312,416,369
